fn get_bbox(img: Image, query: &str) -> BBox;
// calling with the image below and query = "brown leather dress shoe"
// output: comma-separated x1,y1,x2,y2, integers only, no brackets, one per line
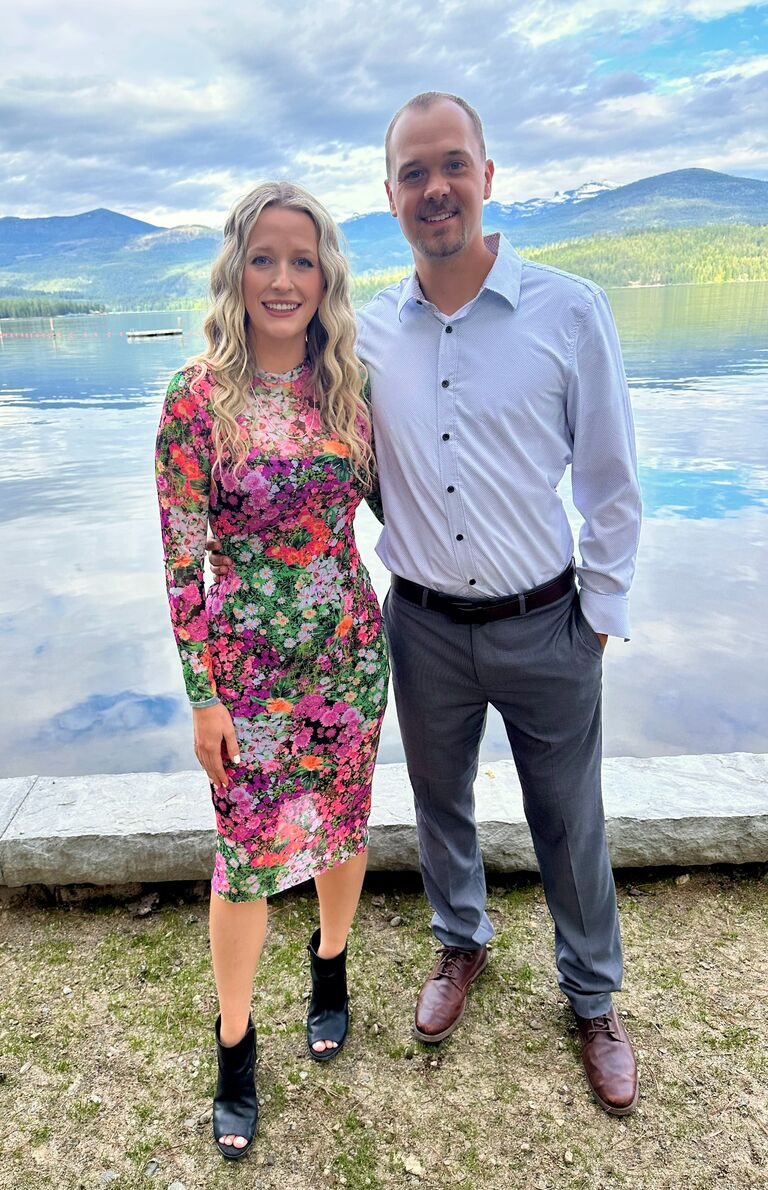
574,1007,638,1116
414,945,488,1043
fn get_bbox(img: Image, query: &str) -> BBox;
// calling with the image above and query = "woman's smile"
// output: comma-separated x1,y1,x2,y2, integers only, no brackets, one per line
261,299,302,317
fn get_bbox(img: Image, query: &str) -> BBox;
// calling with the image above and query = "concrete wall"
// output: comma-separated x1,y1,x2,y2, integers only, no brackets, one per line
1,753,766,887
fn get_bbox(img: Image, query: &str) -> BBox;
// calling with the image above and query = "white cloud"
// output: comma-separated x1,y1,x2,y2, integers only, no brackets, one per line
0,0,766,224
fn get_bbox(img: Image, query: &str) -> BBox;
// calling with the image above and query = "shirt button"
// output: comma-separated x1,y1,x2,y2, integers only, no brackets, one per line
441,379,449,388
456,534,464,541
447,485,455,493
469,579,476,586
416,299,423,305
445,325,453,333
442,433,450,441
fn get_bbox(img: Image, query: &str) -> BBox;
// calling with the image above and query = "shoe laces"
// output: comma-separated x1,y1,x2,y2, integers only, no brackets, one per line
585,1014,621,1043
434,947,467,984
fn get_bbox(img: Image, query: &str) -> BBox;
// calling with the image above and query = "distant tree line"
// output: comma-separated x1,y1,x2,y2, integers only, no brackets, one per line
519,223,768,288
0,297,107,319
350,223,768,303
3,225,766,315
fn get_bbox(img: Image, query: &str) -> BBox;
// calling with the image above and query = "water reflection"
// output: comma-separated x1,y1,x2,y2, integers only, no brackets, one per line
0,286,766,777
40,691,178,741
611,281,768,381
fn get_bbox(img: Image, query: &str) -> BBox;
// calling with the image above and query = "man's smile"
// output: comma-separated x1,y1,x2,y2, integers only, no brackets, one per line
422,210,458,224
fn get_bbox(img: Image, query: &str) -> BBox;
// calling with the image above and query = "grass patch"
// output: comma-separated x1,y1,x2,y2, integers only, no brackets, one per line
331,1130,382,1189
0,871,766,1189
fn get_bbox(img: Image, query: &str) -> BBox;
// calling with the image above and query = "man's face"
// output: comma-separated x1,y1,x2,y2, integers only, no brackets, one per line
385,99,494,261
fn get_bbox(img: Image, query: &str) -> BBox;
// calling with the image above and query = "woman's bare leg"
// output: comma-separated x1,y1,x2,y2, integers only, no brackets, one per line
311,848,367,1053
209,893,268,1148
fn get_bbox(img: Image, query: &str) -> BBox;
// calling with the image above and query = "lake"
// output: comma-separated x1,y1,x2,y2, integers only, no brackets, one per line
1,281,767,779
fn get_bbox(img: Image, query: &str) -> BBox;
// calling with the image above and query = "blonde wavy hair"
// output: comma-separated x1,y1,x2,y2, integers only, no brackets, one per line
188,181,372,485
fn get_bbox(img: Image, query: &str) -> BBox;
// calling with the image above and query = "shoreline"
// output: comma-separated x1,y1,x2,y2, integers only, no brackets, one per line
2,753,766,887
2,275,768,322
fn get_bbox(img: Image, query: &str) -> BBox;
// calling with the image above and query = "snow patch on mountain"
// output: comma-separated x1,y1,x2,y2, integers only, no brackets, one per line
497,180,618,219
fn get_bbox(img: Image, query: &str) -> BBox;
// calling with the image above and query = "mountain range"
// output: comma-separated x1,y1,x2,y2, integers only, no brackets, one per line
343,169,768,269
1,168,766,306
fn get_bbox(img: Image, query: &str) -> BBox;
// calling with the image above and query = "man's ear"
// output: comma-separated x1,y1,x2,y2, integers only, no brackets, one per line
484,159,495,202
385,178,397,218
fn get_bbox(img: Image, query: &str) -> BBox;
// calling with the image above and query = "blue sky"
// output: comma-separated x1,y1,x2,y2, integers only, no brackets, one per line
2,0,766,227
593,6,766,78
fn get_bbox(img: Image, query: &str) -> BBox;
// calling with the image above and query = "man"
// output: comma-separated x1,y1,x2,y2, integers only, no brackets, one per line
213,92,642,1116
358,92,640,1117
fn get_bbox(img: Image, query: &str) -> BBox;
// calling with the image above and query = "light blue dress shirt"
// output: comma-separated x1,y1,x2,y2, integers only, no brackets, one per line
356,233,642,640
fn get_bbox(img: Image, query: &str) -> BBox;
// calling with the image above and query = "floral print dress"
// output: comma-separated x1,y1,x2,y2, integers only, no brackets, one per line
155,361,389,901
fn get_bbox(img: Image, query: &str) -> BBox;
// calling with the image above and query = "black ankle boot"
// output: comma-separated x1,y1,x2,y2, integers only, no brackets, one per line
212,1014,258,1160
306,928,349,1062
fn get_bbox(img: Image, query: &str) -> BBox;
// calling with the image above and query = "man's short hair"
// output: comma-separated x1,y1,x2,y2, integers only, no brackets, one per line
385,92,487,178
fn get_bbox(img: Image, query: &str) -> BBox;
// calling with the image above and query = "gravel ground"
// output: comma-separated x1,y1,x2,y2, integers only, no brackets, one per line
1,866,766,1190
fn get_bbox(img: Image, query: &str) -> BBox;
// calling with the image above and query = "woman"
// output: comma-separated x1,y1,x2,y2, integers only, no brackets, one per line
155,181,389,1161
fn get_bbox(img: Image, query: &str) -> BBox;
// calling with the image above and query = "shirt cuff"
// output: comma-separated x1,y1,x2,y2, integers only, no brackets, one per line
190,695,221,709
578,587,631,641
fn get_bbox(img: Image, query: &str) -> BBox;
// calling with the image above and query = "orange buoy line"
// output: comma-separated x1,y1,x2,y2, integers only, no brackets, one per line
0,329,186,338
0,329,122,337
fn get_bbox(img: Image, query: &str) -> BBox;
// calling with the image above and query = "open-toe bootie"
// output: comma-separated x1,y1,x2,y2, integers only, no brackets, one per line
306,928,349,1062
212,1014,258,1160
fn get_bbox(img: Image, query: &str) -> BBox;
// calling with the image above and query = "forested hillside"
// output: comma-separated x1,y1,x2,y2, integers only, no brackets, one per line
350,223,768,304
524,224,768,288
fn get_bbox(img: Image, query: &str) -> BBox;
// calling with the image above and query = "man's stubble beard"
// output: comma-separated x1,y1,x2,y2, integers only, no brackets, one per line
412,219,469,260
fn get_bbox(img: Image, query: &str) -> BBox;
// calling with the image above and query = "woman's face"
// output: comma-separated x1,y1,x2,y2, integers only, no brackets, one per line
241,205,325,359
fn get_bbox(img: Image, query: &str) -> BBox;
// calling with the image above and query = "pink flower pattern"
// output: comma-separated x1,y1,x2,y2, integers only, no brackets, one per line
155,361,388,900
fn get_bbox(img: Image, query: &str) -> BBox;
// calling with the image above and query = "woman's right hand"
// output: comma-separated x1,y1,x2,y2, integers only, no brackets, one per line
193,703,240,788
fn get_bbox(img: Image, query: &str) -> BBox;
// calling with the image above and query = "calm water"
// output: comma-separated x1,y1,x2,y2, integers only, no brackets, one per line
1,284,767,779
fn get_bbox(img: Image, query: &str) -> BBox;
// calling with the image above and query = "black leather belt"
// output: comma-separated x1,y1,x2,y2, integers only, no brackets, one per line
391,563,575,625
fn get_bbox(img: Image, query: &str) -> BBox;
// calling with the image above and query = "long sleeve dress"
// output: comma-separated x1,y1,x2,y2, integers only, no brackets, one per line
155,359,389,901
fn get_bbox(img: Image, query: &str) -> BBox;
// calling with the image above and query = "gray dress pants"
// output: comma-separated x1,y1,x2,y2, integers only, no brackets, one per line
383,584,622,1019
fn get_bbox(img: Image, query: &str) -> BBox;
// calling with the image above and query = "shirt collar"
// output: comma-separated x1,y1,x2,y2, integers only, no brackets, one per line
396,269,425,319
397,231,523,321
481,233,523,310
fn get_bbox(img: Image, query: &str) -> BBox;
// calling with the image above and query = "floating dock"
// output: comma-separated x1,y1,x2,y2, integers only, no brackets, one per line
126,328,183,339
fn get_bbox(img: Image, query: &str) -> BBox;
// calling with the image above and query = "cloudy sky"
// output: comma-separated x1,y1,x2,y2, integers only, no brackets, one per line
3,0,767,227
